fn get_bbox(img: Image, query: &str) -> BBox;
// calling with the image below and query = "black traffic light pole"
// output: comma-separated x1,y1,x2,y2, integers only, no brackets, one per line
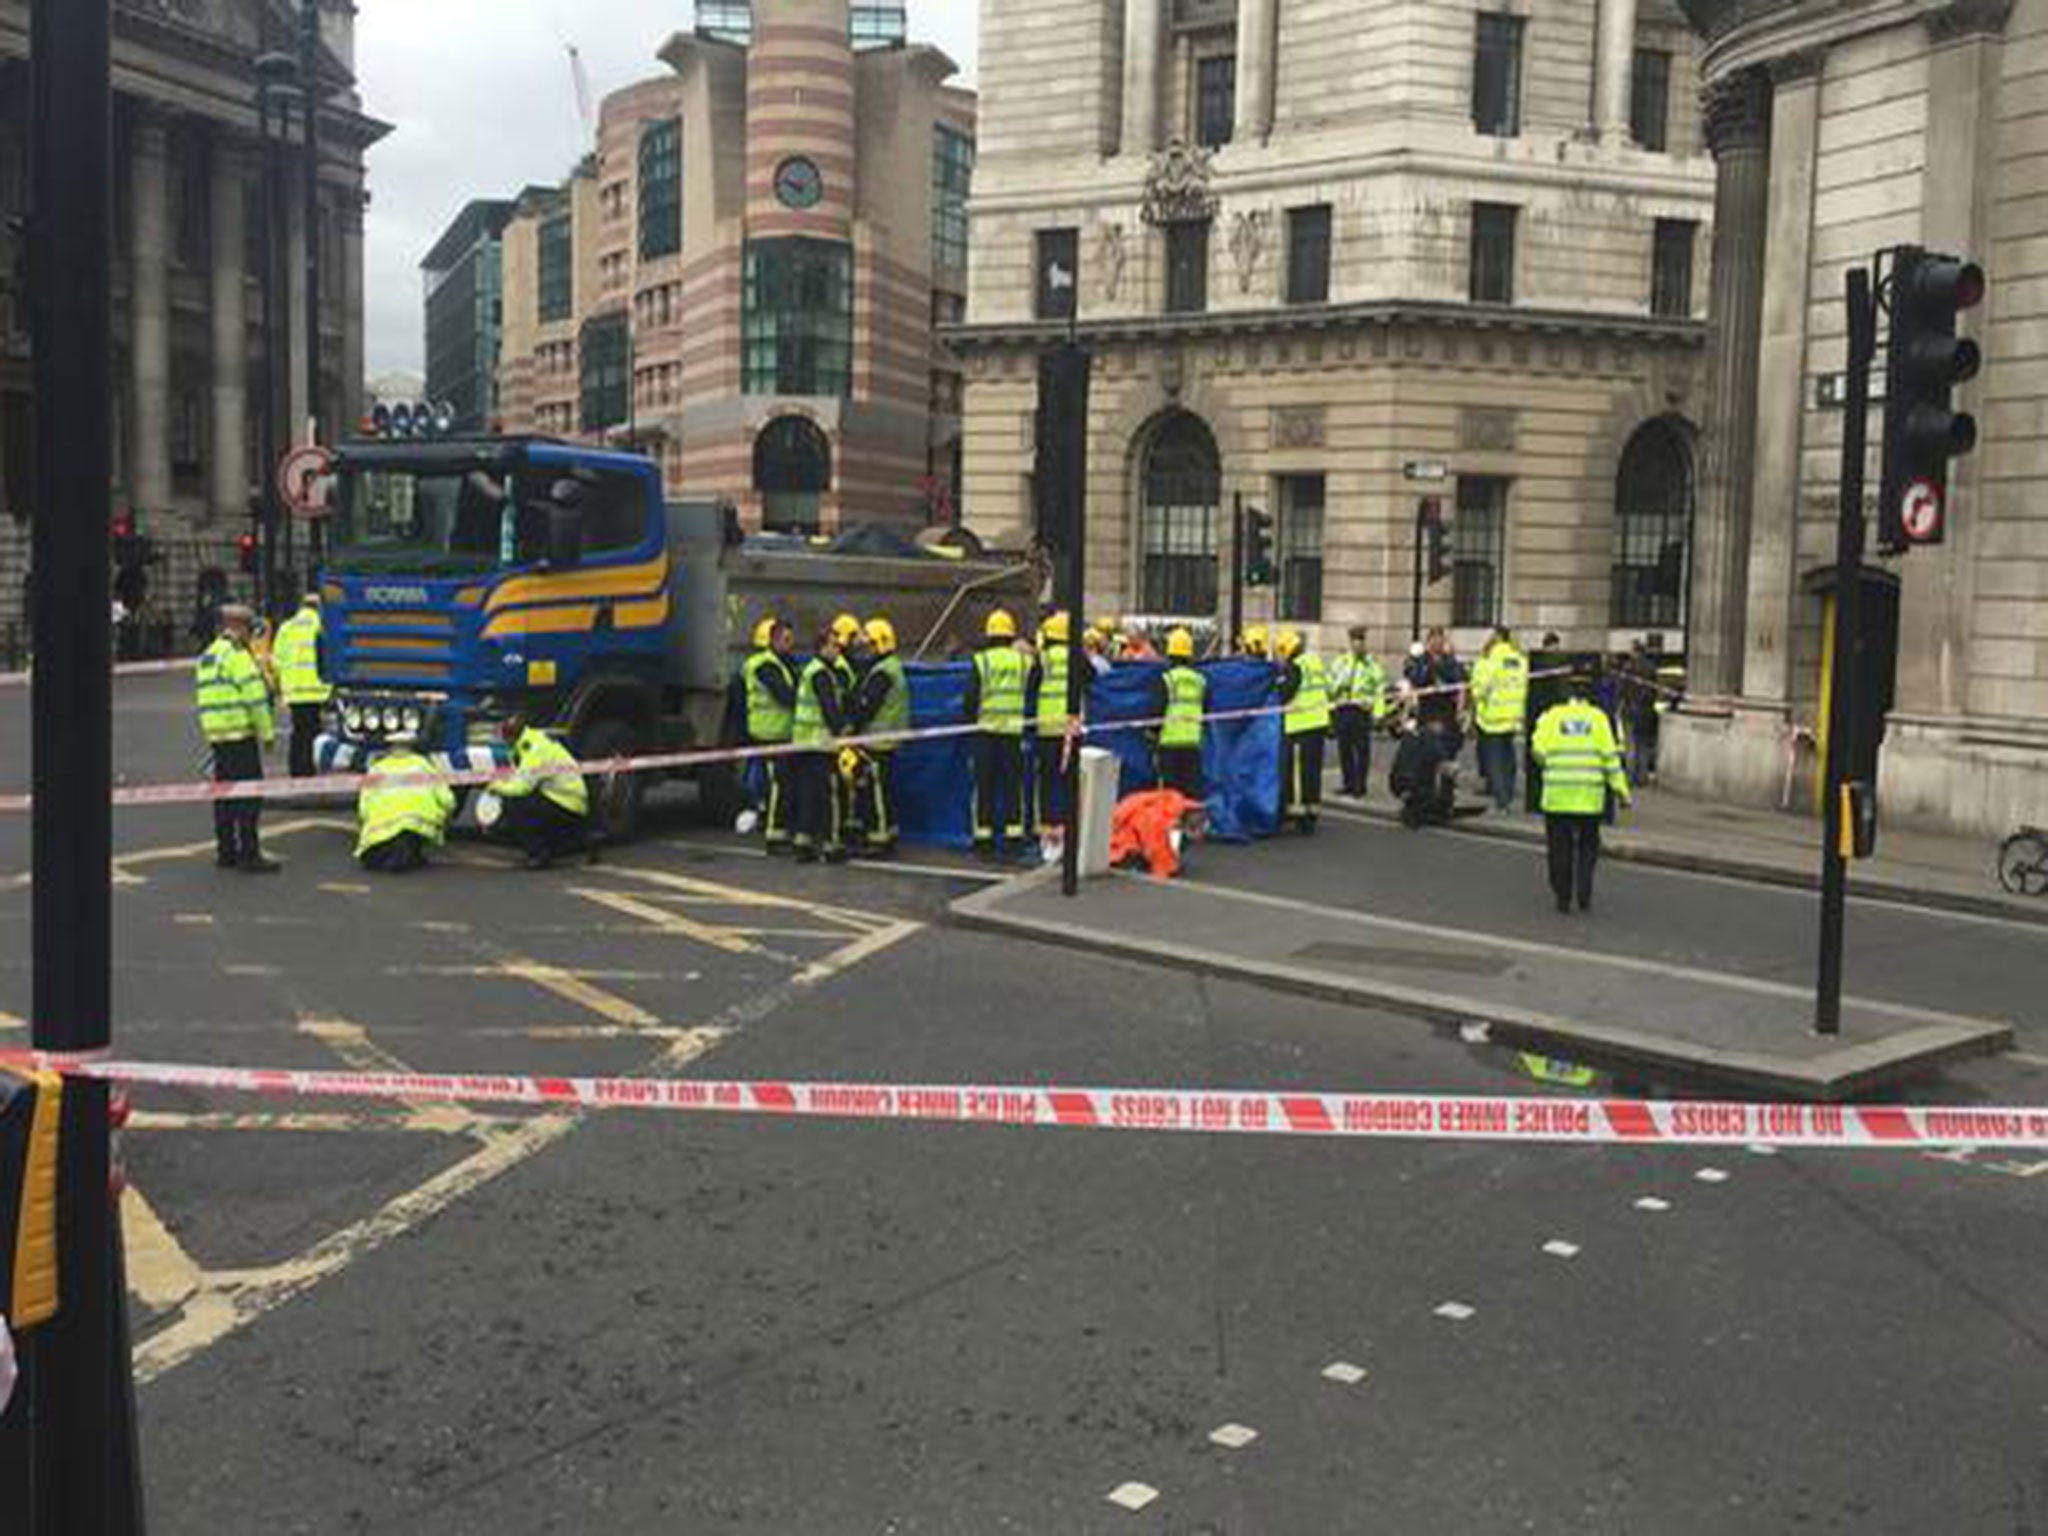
1050,342,1091,900
1410,498,1427,642
299,0,325,584
26,2,141,1531
1228,492,1245,649
1816,261,1877,1036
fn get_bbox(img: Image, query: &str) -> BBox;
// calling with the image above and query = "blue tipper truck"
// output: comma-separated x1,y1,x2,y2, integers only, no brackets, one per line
313,435,1035,837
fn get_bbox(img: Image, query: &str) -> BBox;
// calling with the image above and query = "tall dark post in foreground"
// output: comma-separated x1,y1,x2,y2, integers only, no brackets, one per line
298,0,324,576
1816,262,1876,1036
1033,342,1091,900
27,1,136,1530
1228,492,1245,648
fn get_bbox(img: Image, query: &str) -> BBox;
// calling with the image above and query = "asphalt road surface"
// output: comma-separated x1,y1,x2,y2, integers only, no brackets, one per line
5,673,2048,1533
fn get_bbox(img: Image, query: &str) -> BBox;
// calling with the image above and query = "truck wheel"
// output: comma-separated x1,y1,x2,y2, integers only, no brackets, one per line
697,759,747,828
577,718,645,844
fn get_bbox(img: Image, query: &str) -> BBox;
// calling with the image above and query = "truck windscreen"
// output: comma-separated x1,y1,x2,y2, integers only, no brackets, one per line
329,467,548,576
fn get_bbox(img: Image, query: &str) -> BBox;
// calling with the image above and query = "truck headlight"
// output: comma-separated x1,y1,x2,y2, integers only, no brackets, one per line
342,706,363,733
402,707,423,734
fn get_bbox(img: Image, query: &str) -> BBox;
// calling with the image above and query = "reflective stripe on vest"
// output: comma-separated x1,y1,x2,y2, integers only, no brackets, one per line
355,753,454,856
743,650,795,744
500,728,590,817
1160,665,1206,749
273,609,330,706
1036,646,1071,731
975,646,1027,736
793,658,835,749
869,656,910,746
194,638,272,744
1284,653,1332,735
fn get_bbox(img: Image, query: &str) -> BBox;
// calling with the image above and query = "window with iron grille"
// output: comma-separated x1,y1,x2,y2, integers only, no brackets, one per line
1611,421,1691,629
1196,55,1236,149
1035,228,1078,321
638,118,681,261
1140,412,1221,616
1452,476,1508,627
580,312,630,432
1473,14,1524,137
932,125,974,273
1278,474,1325,622
1468,203,1516,305
1632,49,1672,152
1651,218,1695,318
538,214,573,323
850,2,907,48
1165,219,1209,314
741,238,854,397
1286,205,1331,305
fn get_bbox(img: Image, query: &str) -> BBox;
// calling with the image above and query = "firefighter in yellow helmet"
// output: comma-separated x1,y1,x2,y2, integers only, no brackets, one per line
1031,611,1075,830
737,615,798,850
1155,626,1207,800
1239,624,1270,660
847,615,907,855
1275,628,1331,833
791,621,851,862
962,608,1028,858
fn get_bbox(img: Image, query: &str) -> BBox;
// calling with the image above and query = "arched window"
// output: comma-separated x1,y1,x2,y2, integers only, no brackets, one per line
1139,411,1220,616
755,415,831,534
1611,419,1693,631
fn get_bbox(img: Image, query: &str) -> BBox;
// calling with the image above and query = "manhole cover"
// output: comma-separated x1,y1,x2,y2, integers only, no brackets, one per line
1292,941,1513,977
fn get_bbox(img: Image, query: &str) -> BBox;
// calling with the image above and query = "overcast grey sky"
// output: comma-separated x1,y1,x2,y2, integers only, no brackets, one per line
358,2,981,380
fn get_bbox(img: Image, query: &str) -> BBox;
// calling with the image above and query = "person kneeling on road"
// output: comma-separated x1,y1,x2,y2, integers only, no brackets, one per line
1389,716,1459,829
355,736,456,874
490,716,592,869
1110,788,1208,879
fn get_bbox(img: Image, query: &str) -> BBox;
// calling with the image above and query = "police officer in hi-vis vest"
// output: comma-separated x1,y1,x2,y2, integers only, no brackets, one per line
1531,666,1632,913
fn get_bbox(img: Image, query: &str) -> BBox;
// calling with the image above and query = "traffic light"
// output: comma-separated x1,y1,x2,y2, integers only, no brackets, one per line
1243,506,1275,587
236,532,259,576
1422,497,1452,585
0,1066,63,1331
1878,246,1984,553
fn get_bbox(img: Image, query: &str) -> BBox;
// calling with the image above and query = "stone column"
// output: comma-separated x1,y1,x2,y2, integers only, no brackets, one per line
1741,52,1822,703
1234,0,1277,144
1688,67,1771,700
1120,0,1162,155
128,111,173,514
208,134,249,523
1591,0,1641,144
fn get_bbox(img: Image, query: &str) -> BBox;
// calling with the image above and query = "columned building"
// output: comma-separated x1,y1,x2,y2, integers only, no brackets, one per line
954,0,1717,659
494,0,974,534
1667,0,2048,836
0,0,385,642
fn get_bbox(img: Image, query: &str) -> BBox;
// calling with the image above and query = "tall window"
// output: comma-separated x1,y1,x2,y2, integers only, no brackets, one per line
1469,203,1517,305
538,214,573,323
1286,205,1332,305
1651,219,1696,318
1473,14,1524,137
1140,412,1221,616
742,238,854,397
1196,55,1236,149
932,125,974,273
1452,476,1508,627
1611,420,1692,629
580,312,630,433
1035,228,1078,321
850,2,908,47
1278,474,1325,622
698,0,752,43
1632,49,1672,152
1165,219,1210,314
755,415,832,533
638,118,682,261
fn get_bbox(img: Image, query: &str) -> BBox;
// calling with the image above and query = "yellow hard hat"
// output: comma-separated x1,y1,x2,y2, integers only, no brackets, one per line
864,616,897,655
1242,624,1269,656
836,746,864,782
986,609,1018,640
831,612,862,645
1166,627,1195,661
1041,611,1071,644
752,617,778,649
1275,628,1303,660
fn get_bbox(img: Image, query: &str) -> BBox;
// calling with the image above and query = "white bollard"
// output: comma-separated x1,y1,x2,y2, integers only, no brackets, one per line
1075,746,1121,879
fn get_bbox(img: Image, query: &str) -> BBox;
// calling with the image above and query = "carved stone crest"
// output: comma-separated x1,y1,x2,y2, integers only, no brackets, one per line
1095,223,1128,303
1228,209,1270,295
1271,406,1326,450
1459,407,1519,452
1140,138,1218,228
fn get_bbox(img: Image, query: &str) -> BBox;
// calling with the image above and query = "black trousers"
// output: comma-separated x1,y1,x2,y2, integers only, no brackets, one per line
1334,707,1373,797
1545,814,1603,909
1282,729,1326,822
288,703,322,779
1524,739,1543,814
500,794,587,865
210,738,264,865
1157,744,1204,800
361,831,427,874
972,734,1026,849
790,751,842,856
1034,737,1068,830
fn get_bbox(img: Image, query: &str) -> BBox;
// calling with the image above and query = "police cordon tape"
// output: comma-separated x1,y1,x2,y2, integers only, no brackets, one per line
3,1050,2044,1151
0,668,1566,814
0,654,197,689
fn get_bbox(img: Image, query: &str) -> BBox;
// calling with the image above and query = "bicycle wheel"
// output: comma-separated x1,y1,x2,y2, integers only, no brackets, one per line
1996,830,2048,897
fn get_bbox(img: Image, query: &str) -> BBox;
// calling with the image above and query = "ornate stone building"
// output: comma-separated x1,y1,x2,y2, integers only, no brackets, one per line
1666,0,2047,836
0,0,385,647
954,0,1717,656
494,0,974,534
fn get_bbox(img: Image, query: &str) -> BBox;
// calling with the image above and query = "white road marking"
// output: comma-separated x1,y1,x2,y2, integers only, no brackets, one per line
1695,1167,1730,1184
1746,1144,1780,1157
1322,1361,1368,1385
1208,1423,1259,1449
171,912,215,927
1634,1197,1672,1212
1542,1239,1581,1259
318,882,371,896
1433,1301,1476,1321
1106,1483,1160,1512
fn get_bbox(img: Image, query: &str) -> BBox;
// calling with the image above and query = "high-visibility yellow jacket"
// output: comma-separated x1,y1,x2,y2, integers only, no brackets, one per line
1160,665,1206,748
1035,645,1071,733
974,645,1027,736
742,649,796,744
1329,653,1389,719
194,636,275,746
355,750,456,858
1532,700,1630,816
1283,653,1332,736
273,606,331,706
498,727,590,818
1472,644,1530,735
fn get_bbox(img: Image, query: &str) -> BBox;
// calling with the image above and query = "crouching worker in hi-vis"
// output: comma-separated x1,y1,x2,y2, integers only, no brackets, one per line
355,737,456,874
488,716,592,870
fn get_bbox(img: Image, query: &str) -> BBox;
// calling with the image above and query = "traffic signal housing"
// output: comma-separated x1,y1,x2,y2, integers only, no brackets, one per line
236,531,259,576
1422,497,1452,585
1243,506,1275,588
1879,247,1984,553
0,1066,63,1331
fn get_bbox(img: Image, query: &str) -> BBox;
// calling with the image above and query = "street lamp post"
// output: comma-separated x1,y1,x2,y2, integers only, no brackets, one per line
254,51,298,620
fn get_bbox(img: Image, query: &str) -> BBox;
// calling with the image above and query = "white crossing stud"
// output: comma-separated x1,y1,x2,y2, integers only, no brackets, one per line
1695,1168,1730,1184
1321,1361,1368,1385
1107,1483,1160,1512
1542,1239,1581,1259
1634,1197,1672,1213
1433,1301,1476,1321
1209,1424,1259,1450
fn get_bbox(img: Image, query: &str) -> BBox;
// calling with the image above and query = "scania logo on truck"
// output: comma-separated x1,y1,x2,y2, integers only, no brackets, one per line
362,585,431,606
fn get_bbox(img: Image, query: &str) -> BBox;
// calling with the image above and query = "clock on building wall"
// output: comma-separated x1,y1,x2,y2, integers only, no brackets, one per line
773,157,825,211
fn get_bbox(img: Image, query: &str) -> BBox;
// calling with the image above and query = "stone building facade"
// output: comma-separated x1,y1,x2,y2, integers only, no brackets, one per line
0,0,384,655
954,0,1718,658
1666,0,2048,837
494,0,974,534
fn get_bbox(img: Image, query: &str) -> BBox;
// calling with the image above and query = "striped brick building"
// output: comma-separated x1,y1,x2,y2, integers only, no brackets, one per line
494,0,974,534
